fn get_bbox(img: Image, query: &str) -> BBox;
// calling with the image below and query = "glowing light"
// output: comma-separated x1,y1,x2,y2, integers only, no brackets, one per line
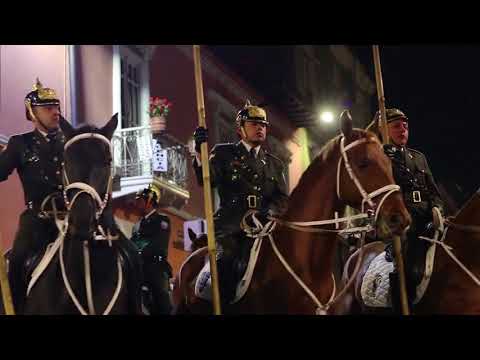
320,111,334,124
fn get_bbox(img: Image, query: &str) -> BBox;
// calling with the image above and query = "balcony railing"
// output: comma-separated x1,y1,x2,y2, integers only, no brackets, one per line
112,125,153,178
112,126,190,204
152,133,190,190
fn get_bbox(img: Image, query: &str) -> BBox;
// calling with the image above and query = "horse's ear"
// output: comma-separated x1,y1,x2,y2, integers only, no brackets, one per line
340,110,353,140
188,228,197,241
101,113,119,140
59,115,74,139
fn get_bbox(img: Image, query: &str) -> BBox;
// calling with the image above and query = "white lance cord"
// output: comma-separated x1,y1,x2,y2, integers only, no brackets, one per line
243,213,337,314
420,215,480,288
58,195,123,315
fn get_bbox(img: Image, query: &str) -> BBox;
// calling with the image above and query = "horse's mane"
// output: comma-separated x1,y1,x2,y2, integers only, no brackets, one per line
289,128,373,201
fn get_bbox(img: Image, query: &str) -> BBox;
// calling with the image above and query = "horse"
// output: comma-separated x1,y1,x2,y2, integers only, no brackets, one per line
20,115,142,315
172,111,411,314
188,228,208,252
337,188,480,315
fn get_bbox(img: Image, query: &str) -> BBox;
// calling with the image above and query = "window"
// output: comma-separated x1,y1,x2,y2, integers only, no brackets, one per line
120,56,141,129
112,46,151,178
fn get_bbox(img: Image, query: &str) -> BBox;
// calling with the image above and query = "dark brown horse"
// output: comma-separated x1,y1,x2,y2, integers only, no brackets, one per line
21,115,141,315
337,189,480,315
172,112,411,314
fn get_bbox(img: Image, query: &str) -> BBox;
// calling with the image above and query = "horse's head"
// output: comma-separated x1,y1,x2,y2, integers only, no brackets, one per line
59,115,118,239
336,110,411,238
188,228,208,252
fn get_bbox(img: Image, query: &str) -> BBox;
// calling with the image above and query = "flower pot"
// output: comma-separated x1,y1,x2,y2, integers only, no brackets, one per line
150,116,167,134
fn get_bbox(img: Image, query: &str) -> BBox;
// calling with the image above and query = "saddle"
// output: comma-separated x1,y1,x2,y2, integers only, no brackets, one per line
360,225,441,309
194,236,262,304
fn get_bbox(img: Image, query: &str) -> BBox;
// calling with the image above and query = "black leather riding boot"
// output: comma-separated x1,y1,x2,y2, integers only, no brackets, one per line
389,271,401,315
216,256,236,307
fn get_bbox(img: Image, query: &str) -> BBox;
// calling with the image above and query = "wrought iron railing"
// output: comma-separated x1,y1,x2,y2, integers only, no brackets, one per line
112,126,189,191
152,133,190,190
112,126,153,178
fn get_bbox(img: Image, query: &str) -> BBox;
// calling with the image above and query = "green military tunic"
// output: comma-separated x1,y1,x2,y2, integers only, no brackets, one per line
0,129,65,210
193,141,289,236
131,210,172,314
385,144,445,288
131,210,171,260
386,144,444,217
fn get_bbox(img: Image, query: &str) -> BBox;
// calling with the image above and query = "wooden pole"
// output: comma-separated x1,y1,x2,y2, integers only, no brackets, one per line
193,45,222,315
372,45,390,145
372,45,410,315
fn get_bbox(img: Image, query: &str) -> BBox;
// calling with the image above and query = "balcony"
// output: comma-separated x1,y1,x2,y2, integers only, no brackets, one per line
111,126,190,209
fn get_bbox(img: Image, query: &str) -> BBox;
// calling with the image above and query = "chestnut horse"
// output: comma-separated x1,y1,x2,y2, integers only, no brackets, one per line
338,188,480,315
172,112,411,314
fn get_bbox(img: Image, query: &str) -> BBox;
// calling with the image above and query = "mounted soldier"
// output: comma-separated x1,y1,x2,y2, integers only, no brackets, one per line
131,184,173,314
0,78,66,312
192,100,289,307
380,108,445,311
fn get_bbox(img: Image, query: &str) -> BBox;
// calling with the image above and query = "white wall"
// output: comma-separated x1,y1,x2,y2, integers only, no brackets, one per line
0,45,69,249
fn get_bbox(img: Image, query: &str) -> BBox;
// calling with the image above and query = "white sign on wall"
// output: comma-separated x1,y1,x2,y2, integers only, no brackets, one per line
152,139,168,172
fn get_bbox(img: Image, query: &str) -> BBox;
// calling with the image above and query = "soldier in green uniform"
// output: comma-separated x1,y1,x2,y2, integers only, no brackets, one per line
131,184,173,314
381,108,445,310
0,79,66,312
192,100,289,306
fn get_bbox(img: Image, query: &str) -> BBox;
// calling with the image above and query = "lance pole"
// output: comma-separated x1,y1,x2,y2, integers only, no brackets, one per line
193,45,222,315
372,45,410,315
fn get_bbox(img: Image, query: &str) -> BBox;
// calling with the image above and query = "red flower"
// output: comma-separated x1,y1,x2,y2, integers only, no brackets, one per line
149,96,172,117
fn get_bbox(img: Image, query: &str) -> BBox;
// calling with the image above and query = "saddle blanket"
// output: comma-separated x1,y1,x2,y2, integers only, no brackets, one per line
360,252,395,307
360,245,437,308
195,237,262,304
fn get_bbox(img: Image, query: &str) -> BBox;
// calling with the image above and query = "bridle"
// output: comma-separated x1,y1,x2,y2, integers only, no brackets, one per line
59,132,122,315
241,134,402,314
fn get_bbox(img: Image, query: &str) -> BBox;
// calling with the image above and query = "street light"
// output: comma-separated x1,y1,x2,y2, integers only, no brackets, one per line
320,111,334,124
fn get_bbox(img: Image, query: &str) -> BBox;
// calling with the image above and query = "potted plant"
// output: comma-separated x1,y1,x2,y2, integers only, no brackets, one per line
149,96,173,134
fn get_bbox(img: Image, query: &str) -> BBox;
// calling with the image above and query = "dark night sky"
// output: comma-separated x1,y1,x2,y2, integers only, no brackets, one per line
212,45,480,204
352,45,480,203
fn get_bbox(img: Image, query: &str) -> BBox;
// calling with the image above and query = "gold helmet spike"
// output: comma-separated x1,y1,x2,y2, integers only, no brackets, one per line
33,78,43,91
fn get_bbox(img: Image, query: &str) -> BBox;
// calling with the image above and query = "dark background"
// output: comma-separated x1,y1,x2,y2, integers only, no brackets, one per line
210,45,480,205
352,45,480,204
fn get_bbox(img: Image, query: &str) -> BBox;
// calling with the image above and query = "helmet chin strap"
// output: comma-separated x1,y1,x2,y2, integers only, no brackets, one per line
240,125,263,147
29,105,57,134
240,125,248,140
